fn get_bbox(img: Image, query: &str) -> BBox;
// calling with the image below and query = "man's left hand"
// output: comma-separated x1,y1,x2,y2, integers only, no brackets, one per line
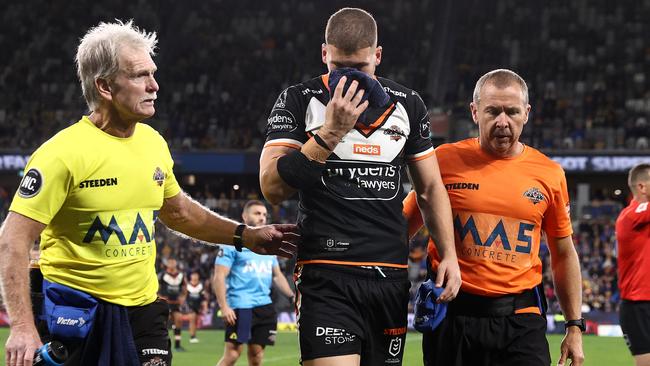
558,327,584,366
244,224,299,258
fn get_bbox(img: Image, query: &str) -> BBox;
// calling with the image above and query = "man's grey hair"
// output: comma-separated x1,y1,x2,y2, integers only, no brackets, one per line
75,19,157,111
472,69,529,105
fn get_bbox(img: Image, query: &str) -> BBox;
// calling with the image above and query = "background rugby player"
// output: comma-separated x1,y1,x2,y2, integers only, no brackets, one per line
213,200,295,366
185,271,207,344
158,258,187,351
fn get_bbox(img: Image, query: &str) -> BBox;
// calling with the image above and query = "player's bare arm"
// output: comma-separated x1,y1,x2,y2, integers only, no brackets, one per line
272,265,295,299
407,154,461,302
212,264,236,326
0,212,45,366
547,235,585,366
159,191,298,258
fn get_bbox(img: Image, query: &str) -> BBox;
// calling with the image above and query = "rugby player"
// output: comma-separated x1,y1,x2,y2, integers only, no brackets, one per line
213,200,295,366
259,8,460,366
158,258,187,351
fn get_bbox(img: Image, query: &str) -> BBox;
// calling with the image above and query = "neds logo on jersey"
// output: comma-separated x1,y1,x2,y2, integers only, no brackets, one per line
18,168,43,198
353,144,381,156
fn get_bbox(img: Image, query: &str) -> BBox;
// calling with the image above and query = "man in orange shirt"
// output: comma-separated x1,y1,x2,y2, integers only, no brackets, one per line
403,69,584,366
617,163,650,366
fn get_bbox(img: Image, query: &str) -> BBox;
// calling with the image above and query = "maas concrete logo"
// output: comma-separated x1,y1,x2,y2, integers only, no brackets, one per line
523,187,545,205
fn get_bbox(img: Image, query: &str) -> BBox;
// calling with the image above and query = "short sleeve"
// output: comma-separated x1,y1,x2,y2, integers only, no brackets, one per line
214,246,236,268
628,201,650,229
542,169,573,238
402,190,425,238
159,134,181,199
9,147,72,225
264,86,307,150
404,92,434,162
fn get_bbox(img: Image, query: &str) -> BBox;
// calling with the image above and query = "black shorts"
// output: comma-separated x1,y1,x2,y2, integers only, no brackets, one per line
37,298,172,366
166,300,181,314
224,303,277,346
422,312,549,366
186,300,202,314
295,264,410,365
620,300,650,355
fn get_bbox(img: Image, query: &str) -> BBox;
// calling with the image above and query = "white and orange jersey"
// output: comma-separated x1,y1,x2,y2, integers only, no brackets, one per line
403,138,572,297
265,74,433,267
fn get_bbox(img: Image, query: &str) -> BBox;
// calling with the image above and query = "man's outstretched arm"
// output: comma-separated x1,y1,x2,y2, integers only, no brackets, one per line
159,192,298,258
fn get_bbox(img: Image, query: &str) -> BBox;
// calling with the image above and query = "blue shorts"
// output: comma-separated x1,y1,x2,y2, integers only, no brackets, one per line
224,303,277,346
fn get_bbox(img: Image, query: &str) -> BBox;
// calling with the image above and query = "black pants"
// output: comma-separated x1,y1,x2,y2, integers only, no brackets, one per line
422,312,550,366
620,300,650,356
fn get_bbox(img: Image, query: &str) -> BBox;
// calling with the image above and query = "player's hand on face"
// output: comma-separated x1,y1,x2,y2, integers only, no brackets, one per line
321,76,369,139
435,257,462,303
5,326,42,366
244,224,299,259
220,306,237,326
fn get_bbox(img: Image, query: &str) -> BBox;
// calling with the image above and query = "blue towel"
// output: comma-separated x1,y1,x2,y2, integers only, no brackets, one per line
413,279,448,333
328,67,390,126
80,301,140,366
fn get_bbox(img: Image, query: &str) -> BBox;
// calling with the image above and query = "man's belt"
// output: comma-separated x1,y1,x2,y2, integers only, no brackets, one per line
449,286,545,317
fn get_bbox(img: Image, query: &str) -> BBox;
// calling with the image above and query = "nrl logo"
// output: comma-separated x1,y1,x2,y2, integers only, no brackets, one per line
523,187,545,205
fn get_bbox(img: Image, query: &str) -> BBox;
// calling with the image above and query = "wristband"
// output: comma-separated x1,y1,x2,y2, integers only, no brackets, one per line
277,150,326,190
233,224,246,252
564,318,586,332
312,133,332,151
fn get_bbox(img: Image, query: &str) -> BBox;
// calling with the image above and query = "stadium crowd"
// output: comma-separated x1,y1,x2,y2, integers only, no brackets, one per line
445,0,650,150
2,1,649,152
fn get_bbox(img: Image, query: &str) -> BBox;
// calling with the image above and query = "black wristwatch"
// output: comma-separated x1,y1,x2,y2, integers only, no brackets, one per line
233,224,247,252
564,318,586,332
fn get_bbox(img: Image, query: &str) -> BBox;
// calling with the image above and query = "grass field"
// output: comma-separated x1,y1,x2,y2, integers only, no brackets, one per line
0,328,633,365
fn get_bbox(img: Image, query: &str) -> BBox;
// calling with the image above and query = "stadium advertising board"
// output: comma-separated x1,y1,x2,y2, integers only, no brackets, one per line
550,155,650,173
3,153,649,174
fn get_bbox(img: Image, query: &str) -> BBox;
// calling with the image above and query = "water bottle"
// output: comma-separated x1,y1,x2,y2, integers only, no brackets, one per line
33,341,67,366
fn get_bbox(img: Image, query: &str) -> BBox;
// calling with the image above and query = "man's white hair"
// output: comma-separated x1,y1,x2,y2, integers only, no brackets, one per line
75,19,158,111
